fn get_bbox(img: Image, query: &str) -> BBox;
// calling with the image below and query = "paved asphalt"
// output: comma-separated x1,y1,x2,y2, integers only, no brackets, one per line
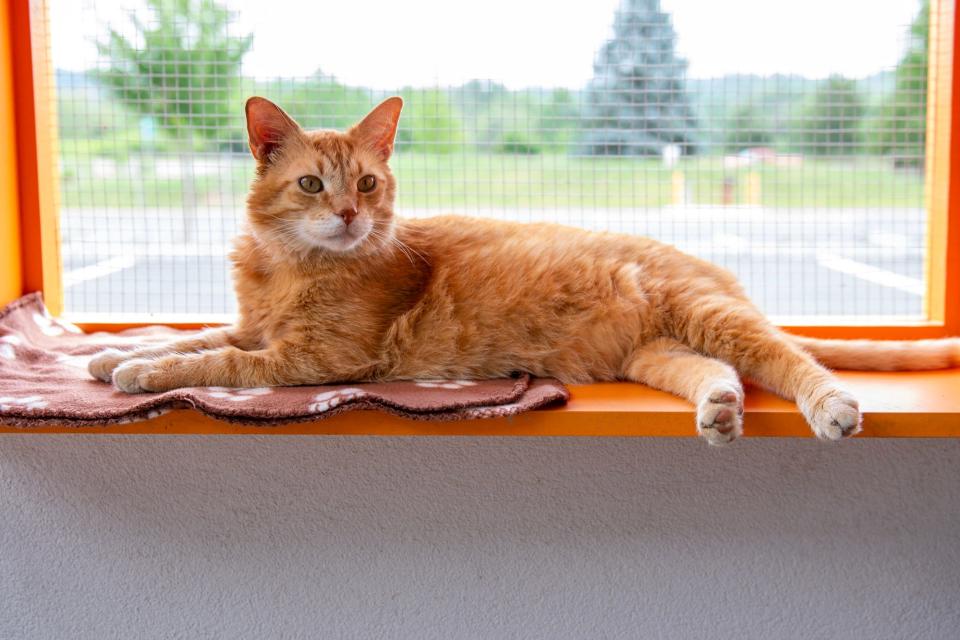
61,206,926,320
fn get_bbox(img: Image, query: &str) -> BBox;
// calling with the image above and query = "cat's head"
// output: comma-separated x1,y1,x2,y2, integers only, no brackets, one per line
244,96,403,257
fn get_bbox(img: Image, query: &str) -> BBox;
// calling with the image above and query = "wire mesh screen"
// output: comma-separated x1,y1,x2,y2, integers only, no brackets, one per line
46,0,933,319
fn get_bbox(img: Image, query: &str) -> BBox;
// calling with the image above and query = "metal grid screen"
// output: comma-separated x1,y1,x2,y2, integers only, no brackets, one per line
47,0,933,319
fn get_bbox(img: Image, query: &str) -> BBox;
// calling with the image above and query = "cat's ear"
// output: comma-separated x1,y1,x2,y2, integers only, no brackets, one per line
245,97,302,163
351,97,403,161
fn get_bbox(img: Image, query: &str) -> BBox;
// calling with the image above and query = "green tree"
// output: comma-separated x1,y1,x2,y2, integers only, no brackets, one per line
97,0,252,236
395,89,463,154
724,103,773,152
448,80,509,150
581,0,698,156
483,89,546,155
97,0,252,146
538,88,580,152
875,0,928,164
266,72,372,130
800,75,865,156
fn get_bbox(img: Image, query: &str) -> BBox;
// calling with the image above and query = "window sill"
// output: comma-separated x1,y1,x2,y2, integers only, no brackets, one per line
2,369,958,436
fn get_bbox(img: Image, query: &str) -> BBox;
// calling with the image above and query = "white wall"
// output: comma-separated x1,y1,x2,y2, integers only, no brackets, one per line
1,435,958,639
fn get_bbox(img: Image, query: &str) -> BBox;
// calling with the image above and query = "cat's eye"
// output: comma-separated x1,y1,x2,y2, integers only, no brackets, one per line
298,175,323,193
357,175,377,193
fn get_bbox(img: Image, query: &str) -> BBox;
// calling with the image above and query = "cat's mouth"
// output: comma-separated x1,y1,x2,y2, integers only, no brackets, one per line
300,218,372,253
327,227,367,250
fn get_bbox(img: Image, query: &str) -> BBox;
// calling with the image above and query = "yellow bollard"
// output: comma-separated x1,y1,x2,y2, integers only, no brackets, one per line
746,172,761,206
671,170,685,205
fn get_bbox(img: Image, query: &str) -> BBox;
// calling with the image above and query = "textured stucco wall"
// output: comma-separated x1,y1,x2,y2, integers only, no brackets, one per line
1,436,958,639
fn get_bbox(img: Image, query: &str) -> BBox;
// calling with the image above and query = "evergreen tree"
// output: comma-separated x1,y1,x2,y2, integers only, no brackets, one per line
581,0,698,156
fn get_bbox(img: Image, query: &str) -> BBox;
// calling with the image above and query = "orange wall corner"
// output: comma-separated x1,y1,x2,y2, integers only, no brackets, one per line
0,0,23,306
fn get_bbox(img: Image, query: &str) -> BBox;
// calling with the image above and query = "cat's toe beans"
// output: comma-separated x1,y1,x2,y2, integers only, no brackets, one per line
88,348,128,382
697,387,744,445
711,407,735,432
809,390,862,441
711,390,739,405
112,359,157,394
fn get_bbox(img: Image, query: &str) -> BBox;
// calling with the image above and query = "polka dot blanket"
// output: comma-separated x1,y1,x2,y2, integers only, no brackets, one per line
0,293,569,428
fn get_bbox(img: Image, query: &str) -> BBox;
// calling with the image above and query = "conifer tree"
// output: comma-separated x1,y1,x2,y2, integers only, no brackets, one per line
582,0,698,156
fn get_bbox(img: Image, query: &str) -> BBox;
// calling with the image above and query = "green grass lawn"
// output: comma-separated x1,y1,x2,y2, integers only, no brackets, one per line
58,152,925,210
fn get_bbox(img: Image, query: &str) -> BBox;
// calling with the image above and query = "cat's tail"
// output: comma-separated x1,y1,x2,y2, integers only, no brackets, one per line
790,335,960,371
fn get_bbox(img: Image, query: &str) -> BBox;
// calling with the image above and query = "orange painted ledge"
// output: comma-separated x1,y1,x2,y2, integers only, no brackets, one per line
1,369,959,437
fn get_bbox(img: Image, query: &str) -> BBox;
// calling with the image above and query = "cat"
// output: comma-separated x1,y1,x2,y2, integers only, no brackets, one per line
88,96,960,444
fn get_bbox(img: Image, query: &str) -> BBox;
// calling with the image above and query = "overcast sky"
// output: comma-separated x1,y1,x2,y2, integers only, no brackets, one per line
51,0,923,88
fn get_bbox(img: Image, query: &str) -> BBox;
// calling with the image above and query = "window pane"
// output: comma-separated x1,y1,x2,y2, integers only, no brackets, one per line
48,0,931,319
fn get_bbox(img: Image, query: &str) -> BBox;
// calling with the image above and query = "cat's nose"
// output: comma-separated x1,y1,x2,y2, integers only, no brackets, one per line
335,207,358,226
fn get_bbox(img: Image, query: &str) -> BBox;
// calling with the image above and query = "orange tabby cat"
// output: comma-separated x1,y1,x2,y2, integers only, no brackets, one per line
88,97,960,444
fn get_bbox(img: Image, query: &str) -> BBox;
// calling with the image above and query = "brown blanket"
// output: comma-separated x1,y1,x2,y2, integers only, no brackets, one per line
0,294,569,428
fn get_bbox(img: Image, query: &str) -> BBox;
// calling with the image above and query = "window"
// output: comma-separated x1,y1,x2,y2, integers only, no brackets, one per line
22,0,959,332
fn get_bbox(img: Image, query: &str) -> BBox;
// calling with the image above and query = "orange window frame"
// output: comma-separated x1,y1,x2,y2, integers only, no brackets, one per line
3,0,960,340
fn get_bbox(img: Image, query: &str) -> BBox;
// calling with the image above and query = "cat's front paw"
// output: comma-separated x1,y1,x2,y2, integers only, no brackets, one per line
88,348,130,382
805,388,862,441
112,358,160,393
697,384,744,445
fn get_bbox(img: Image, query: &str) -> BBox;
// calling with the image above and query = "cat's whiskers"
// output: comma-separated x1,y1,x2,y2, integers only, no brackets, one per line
368,219,425,264
265,220,315,255
366,228,410,265
267,221,303,243
367,227,425,267
390,236,427,266
393,234,424,259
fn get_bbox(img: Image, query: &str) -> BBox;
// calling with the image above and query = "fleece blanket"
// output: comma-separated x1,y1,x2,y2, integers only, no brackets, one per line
0,293,569,428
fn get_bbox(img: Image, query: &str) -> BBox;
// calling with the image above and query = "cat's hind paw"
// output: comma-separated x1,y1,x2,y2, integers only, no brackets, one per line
697,385,744,446
88,348,130,382
807,389,862,441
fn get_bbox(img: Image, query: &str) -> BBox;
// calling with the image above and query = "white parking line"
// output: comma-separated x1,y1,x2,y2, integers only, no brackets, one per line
63,255,138,288
62,243,231,258
816,252,925,296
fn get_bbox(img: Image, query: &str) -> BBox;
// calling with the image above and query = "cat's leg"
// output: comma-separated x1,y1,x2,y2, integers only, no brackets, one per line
623,337,744,445
743,344,861,441
88,328,246,382
111,344,307,393
684,300,861,440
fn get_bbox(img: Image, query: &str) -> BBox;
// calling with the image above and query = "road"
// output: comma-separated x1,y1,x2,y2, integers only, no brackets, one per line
61,206,926,320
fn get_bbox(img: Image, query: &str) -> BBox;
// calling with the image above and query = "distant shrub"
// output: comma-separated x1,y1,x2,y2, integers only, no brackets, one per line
497,132,541,155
